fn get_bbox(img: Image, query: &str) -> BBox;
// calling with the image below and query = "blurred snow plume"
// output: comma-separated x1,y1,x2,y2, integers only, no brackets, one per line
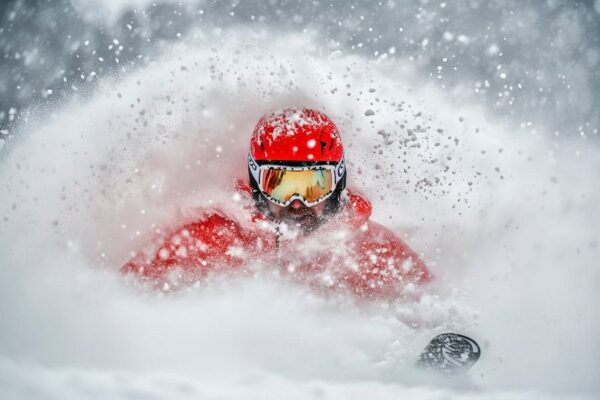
0,27,599,400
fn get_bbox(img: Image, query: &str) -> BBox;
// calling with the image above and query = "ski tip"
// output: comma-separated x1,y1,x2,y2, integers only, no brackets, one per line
416,332,481,375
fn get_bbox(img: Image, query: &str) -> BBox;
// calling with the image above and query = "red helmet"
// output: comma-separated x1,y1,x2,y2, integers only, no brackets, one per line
248,108,346,212
250,108,344,163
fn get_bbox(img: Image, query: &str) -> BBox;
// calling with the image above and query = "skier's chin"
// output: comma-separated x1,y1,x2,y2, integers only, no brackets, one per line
279,213,321,235
269,199,327,235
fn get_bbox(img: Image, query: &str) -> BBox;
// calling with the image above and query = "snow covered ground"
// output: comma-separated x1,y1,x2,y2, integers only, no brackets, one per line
1,1,599,399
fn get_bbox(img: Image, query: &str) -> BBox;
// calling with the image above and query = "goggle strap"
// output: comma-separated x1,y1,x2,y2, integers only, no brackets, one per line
333,155,345,185
248,153,261,185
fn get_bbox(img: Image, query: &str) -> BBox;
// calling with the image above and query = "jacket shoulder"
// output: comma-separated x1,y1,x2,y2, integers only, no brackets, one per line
121,209,258,281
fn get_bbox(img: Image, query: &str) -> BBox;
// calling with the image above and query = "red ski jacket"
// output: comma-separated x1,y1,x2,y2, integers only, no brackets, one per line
122,181,431,300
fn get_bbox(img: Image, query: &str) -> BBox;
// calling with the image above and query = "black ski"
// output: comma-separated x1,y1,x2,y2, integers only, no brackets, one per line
416,333,481,374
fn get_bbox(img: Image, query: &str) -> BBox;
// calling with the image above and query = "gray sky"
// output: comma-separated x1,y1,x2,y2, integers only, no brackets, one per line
1,0,599,139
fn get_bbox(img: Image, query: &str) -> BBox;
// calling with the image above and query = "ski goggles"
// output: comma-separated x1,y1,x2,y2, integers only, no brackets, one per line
248,153,346,207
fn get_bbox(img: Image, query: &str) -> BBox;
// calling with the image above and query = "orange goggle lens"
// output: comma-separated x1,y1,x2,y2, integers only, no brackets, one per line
260,168,334,206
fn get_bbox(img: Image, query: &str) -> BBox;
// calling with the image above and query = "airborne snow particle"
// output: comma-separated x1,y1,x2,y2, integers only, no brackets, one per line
365,109,375,116
457,35,470,44
159,248,170,259
487,44,500,56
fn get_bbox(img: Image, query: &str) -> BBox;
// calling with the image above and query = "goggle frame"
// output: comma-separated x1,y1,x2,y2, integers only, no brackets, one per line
248,153,346,207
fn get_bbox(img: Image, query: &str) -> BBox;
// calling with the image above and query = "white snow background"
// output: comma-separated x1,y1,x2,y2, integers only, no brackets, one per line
1,3,599,400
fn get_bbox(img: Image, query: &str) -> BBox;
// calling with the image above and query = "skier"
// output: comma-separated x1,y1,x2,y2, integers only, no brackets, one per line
122,108,482,371
122,108,431,299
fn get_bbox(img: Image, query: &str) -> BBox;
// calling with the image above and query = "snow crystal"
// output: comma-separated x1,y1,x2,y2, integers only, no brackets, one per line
487,44,500,56
456,35,470,44
158,248,170,260
321,274,335,287
225,246,244,257
175,246,187,258
401,258,413,273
